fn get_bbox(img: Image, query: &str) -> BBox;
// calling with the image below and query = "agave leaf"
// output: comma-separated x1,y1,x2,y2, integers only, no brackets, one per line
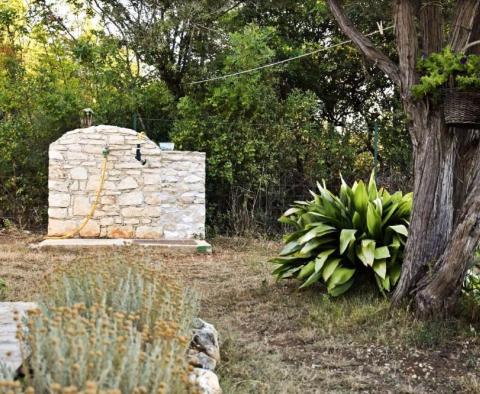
283,229,308,243
373,197,383,216
352,211,362,229
339,229,357,254
389,263,402,285
283,207,302,217
327,267,356,289
297,224,336,244
299,271,322,289
389,234,401,249
382,276,391,291
368,171,378,199
272,265,302,278
278,216,299,227
356,239,376,266
279,241,301,256
328,277,355,297
353,181,368,213
314,249,336,272
372,259,387,280
299,239,323,255
366,202,382,238
297,261,316,279
322,258,341,282
374,246,391,259
388,224,408,237
381,202,399,226
270,255,307,265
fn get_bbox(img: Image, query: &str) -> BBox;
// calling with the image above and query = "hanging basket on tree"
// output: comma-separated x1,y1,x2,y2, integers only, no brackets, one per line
443,89,480,128
412,47,480,129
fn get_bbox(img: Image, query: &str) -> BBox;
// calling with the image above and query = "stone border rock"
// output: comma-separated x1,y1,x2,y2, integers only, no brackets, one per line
188,319,222,394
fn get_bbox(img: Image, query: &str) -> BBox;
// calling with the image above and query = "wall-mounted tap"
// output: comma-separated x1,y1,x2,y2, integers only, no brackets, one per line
135,144,147,165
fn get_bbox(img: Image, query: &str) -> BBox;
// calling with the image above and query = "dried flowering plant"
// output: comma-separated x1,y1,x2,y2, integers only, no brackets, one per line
6,250,200,393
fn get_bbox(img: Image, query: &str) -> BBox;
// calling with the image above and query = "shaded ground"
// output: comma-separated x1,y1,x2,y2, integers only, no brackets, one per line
1,233,479,393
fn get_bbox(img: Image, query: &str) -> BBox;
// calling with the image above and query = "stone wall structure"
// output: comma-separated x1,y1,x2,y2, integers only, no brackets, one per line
48,125,205,239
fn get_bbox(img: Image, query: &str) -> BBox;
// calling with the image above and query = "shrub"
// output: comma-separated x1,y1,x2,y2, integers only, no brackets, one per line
272,173,412,296
8,252,198,393
463,249,480,303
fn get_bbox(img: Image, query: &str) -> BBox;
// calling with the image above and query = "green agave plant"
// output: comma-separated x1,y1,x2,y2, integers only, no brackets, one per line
271,173,412,296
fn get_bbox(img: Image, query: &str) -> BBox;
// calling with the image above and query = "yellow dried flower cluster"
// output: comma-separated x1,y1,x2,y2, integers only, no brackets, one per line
5,250,200,394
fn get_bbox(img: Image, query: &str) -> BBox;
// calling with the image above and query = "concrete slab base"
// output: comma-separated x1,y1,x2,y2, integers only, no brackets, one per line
32,239,212,253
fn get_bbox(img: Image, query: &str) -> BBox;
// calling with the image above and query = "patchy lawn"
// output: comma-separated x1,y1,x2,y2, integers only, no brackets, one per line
1,233,479,393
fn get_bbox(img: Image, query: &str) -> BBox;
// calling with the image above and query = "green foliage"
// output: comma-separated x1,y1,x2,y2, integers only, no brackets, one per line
272,172,412,296
412,46,480,98
0,278,6,300
463,249,480,304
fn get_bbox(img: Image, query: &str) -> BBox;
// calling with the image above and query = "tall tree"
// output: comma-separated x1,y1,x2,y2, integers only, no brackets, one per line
326,0,480,317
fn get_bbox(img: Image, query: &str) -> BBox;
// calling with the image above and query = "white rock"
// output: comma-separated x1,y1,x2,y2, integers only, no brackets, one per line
49,150,63,160
118,191,144,206
70,167,88,180
118,176,139,190
49,193,70,208
135,226,163,238
121,207,144,217
48,208,68,219
73,196,91,216
189,369,222,394
191,319,220,362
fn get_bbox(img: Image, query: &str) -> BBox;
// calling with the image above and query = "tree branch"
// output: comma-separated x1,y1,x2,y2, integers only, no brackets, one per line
394,0,419,96
449,0,480,52
326,0,401,86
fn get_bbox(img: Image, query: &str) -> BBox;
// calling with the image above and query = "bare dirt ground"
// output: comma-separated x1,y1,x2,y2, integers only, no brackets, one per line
1,233,479,393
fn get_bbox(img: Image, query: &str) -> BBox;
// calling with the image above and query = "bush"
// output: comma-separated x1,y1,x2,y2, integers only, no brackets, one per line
272,173,412,296
4,253,198,393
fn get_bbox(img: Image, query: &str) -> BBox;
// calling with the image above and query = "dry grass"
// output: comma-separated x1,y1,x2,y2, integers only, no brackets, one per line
1,233,480,393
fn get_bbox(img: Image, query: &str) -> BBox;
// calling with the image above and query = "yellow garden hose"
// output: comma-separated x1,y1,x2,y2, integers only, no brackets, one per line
46,147,109,239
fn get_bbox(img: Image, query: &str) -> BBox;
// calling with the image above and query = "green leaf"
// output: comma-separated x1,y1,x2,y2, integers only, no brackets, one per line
389,263,402,285
283,207,301,217
339,229,357,254
381,202,399,226
352,211,362,229
388,224,408,237
314,249,336,272
279,241,301,256
299,239,322,255
322,258,341,282
372,259,387,280
297,224,336,244
368,171,378,199
328,278,355,297
366,202,382,238
299,271,322,288
374,246,390,260
356,239,376,266
327,267,356,289
353,181,368,213
382,276,391,291
297,261,315,279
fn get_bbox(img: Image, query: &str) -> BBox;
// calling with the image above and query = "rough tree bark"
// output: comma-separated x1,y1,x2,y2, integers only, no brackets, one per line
326,0,480,317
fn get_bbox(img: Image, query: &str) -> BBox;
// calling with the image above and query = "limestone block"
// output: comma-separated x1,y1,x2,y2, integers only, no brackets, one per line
118,176,139,190
144,173,161,185
49,150,63,160
49,193,70,208
124,218,140,224
49,180,68,192
145,192,175,205
79,220,100,237
136,226,163,239
48,219,78,236
83,145,102,154
121,207,144,217
49,166,65,179
48,208,68,219
108,135,125,144
73,196,91,216
108,225,134,238
184,174,203,183
118,191,143,206
100,217,114,226
101,196,116,205
115,162,141,169
70,167,88,180
65,151,88,161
